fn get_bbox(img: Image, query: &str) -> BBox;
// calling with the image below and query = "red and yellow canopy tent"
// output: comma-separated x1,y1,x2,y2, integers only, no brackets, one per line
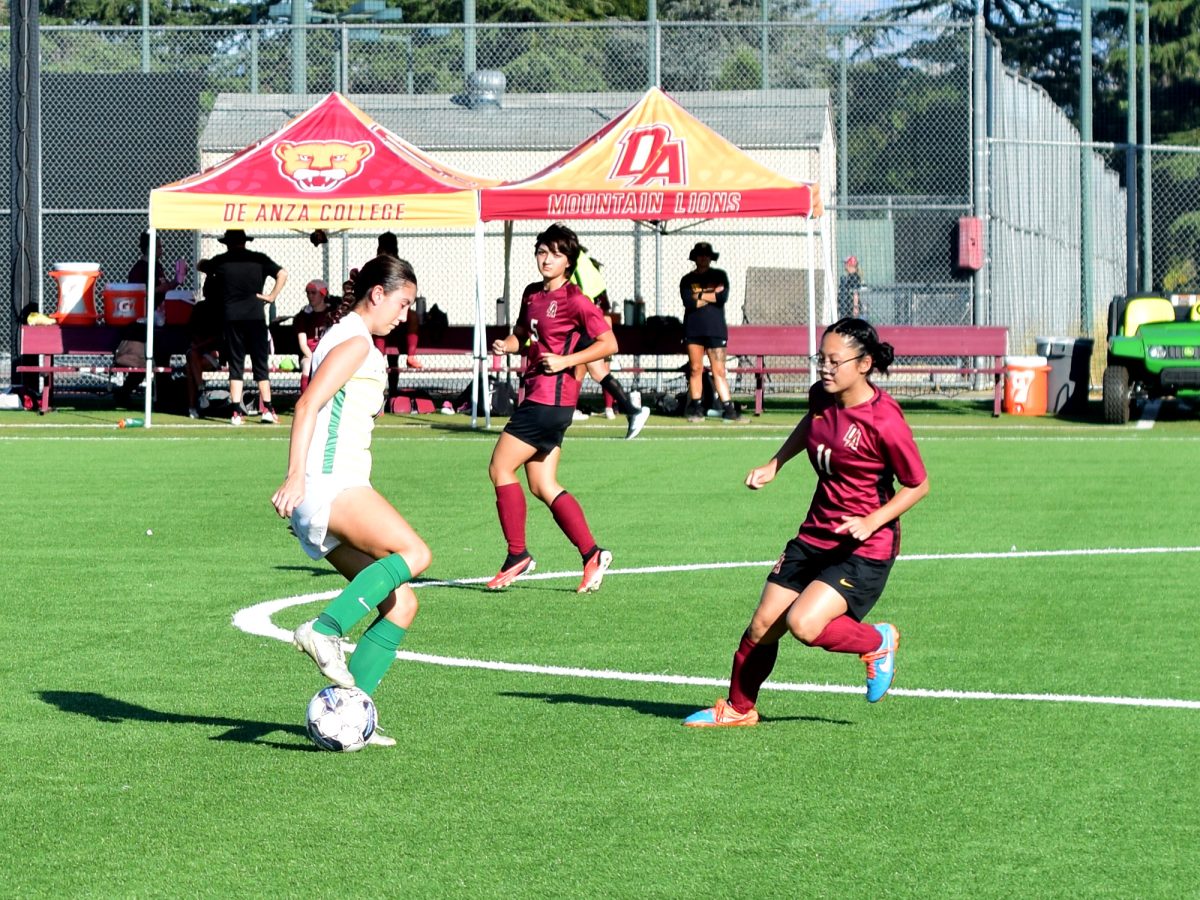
142,91,498,426
480,87,824,381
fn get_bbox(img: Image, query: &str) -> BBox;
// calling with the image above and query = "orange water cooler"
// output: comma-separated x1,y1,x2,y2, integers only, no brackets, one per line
102,283,148,326
48,263,102,325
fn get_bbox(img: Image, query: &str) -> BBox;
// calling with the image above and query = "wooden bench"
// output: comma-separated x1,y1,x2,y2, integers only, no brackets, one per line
17,324,190,414
586,324,1007,415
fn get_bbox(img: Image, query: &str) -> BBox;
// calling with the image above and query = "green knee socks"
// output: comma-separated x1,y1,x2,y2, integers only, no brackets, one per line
313,553,412,638
348,616,408,696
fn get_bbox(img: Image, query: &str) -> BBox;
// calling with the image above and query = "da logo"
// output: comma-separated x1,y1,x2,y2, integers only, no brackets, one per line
274,140,374,193
609,124,686,187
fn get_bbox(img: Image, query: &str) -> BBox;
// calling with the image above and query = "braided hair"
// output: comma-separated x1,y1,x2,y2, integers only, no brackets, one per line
825,317,895,375
330,254,418,326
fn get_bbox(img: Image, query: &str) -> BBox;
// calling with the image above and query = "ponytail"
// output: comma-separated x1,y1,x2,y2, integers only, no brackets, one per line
330,255,418,326
826,317,894,375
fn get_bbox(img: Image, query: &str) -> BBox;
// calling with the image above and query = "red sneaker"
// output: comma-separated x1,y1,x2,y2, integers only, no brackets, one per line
577,549,612,594
486,553,536,590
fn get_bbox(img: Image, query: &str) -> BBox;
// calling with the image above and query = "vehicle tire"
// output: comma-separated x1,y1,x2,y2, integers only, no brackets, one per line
1102,365,1131,424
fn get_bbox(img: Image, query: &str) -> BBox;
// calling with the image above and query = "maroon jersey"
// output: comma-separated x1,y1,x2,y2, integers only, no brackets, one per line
798,384,927,560
293,305,332,352
515,280,609,407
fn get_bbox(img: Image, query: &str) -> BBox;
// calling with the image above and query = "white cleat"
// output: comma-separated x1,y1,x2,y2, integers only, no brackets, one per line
625,406,651,440
292,619,355,689
365,727,396,748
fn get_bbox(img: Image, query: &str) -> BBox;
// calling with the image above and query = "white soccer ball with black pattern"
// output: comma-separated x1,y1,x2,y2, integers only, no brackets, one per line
305,685,377,752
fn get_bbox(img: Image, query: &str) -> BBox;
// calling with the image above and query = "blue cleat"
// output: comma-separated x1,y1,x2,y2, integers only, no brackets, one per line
861,623,900,703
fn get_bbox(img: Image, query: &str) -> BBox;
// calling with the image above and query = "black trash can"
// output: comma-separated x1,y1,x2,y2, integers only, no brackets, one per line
1035,336,1094,414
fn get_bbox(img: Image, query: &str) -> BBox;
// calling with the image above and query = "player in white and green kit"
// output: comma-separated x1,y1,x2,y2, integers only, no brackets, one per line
271,255,430,748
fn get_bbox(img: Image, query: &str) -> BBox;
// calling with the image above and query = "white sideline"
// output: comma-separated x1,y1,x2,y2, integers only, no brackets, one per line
232,546,1200,712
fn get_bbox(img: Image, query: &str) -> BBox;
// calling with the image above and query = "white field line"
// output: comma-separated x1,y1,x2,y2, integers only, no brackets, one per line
232,545,1200,712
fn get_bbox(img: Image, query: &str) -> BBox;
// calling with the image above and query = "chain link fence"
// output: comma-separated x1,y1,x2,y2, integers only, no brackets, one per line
3,17,1160,403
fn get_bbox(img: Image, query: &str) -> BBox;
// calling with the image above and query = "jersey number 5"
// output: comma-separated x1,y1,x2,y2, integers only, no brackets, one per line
528,318,540,345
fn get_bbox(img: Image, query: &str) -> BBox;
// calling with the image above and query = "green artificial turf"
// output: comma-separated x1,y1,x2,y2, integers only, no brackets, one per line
1,401,1197,897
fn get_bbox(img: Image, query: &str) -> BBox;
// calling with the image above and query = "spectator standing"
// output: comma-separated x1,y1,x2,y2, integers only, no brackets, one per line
293,279,332,394
838,255,862,320
683,318,929,727
679,241,738,422
198,229,288,425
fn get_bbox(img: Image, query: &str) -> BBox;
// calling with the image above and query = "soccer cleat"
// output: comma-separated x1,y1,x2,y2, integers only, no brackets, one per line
572,409,589,422
230,409,244,426
682,698,760,727
365,727,396,748
629,390,641,410
187,407,200,419
261,406,280,425
486,553,536,590
625,406,651,440
292,619,355,689
577,548,613,593
861,623,900,703
604,407,616,420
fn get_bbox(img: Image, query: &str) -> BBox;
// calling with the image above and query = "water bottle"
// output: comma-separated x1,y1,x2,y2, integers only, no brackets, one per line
118,417,144,429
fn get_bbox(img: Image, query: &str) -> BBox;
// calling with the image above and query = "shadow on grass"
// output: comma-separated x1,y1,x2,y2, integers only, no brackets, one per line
273,564,341,577
39,690,315,751
499,690,854,726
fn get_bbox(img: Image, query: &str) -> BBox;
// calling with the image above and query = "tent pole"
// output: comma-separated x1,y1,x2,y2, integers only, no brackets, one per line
806,215,817,385
473,221,489,429
145,226,158,428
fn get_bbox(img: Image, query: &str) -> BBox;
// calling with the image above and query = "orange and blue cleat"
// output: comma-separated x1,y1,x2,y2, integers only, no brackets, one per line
682,698,760,727
861,623,900,703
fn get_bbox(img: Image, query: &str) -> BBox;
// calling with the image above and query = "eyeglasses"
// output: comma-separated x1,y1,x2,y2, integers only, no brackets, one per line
810,353,864,373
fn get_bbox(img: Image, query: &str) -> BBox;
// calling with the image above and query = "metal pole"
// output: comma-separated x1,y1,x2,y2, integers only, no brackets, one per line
1124,0,1137,295
1140,4,1152,291
464,0,476,75
291,0,307,94
251,28,260,94
647,0,659,88
971,4,988,327
839,33,848,208
141,0,151,72
760,0,769,90
1080,0,1094,334
10,0,41,383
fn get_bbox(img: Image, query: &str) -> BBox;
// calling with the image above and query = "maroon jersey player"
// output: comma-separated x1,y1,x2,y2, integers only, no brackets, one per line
684,317,930,726
486,223,619,593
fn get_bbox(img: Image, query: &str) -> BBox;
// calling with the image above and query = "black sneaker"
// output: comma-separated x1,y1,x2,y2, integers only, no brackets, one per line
685,400,704,423
721,401,742,422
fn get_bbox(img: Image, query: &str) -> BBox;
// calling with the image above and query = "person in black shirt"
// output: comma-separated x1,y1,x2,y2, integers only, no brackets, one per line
198,229,288,425
838,255,862,320
680,241,737,422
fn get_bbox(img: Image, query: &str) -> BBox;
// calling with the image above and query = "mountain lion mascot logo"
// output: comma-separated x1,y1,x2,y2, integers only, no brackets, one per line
274,140,374,193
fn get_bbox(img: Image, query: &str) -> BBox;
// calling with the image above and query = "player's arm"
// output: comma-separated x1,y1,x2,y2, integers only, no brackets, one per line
259,266,288,303
271,336,369,519
835,477,930,541
492,322,528,356
746,416,812,489
541,329,618,374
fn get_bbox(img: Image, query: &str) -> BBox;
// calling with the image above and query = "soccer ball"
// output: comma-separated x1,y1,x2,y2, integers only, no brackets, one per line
305,685,377,752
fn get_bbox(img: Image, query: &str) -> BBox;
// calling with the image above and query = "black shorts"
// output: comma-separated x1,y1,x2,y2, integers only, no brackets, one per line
686,336,728,350
765,537,894,621
224,319,270,382
503,401,575,453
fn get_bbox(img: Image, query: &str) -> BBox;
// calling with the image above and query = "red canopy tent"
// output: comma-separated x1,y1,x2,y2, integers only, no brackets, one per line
143,92,497,426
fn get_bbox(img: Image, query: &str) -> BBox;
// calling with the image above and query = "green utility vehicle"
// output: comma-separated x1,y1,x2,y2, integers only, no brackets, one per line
1103,293,1200,423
